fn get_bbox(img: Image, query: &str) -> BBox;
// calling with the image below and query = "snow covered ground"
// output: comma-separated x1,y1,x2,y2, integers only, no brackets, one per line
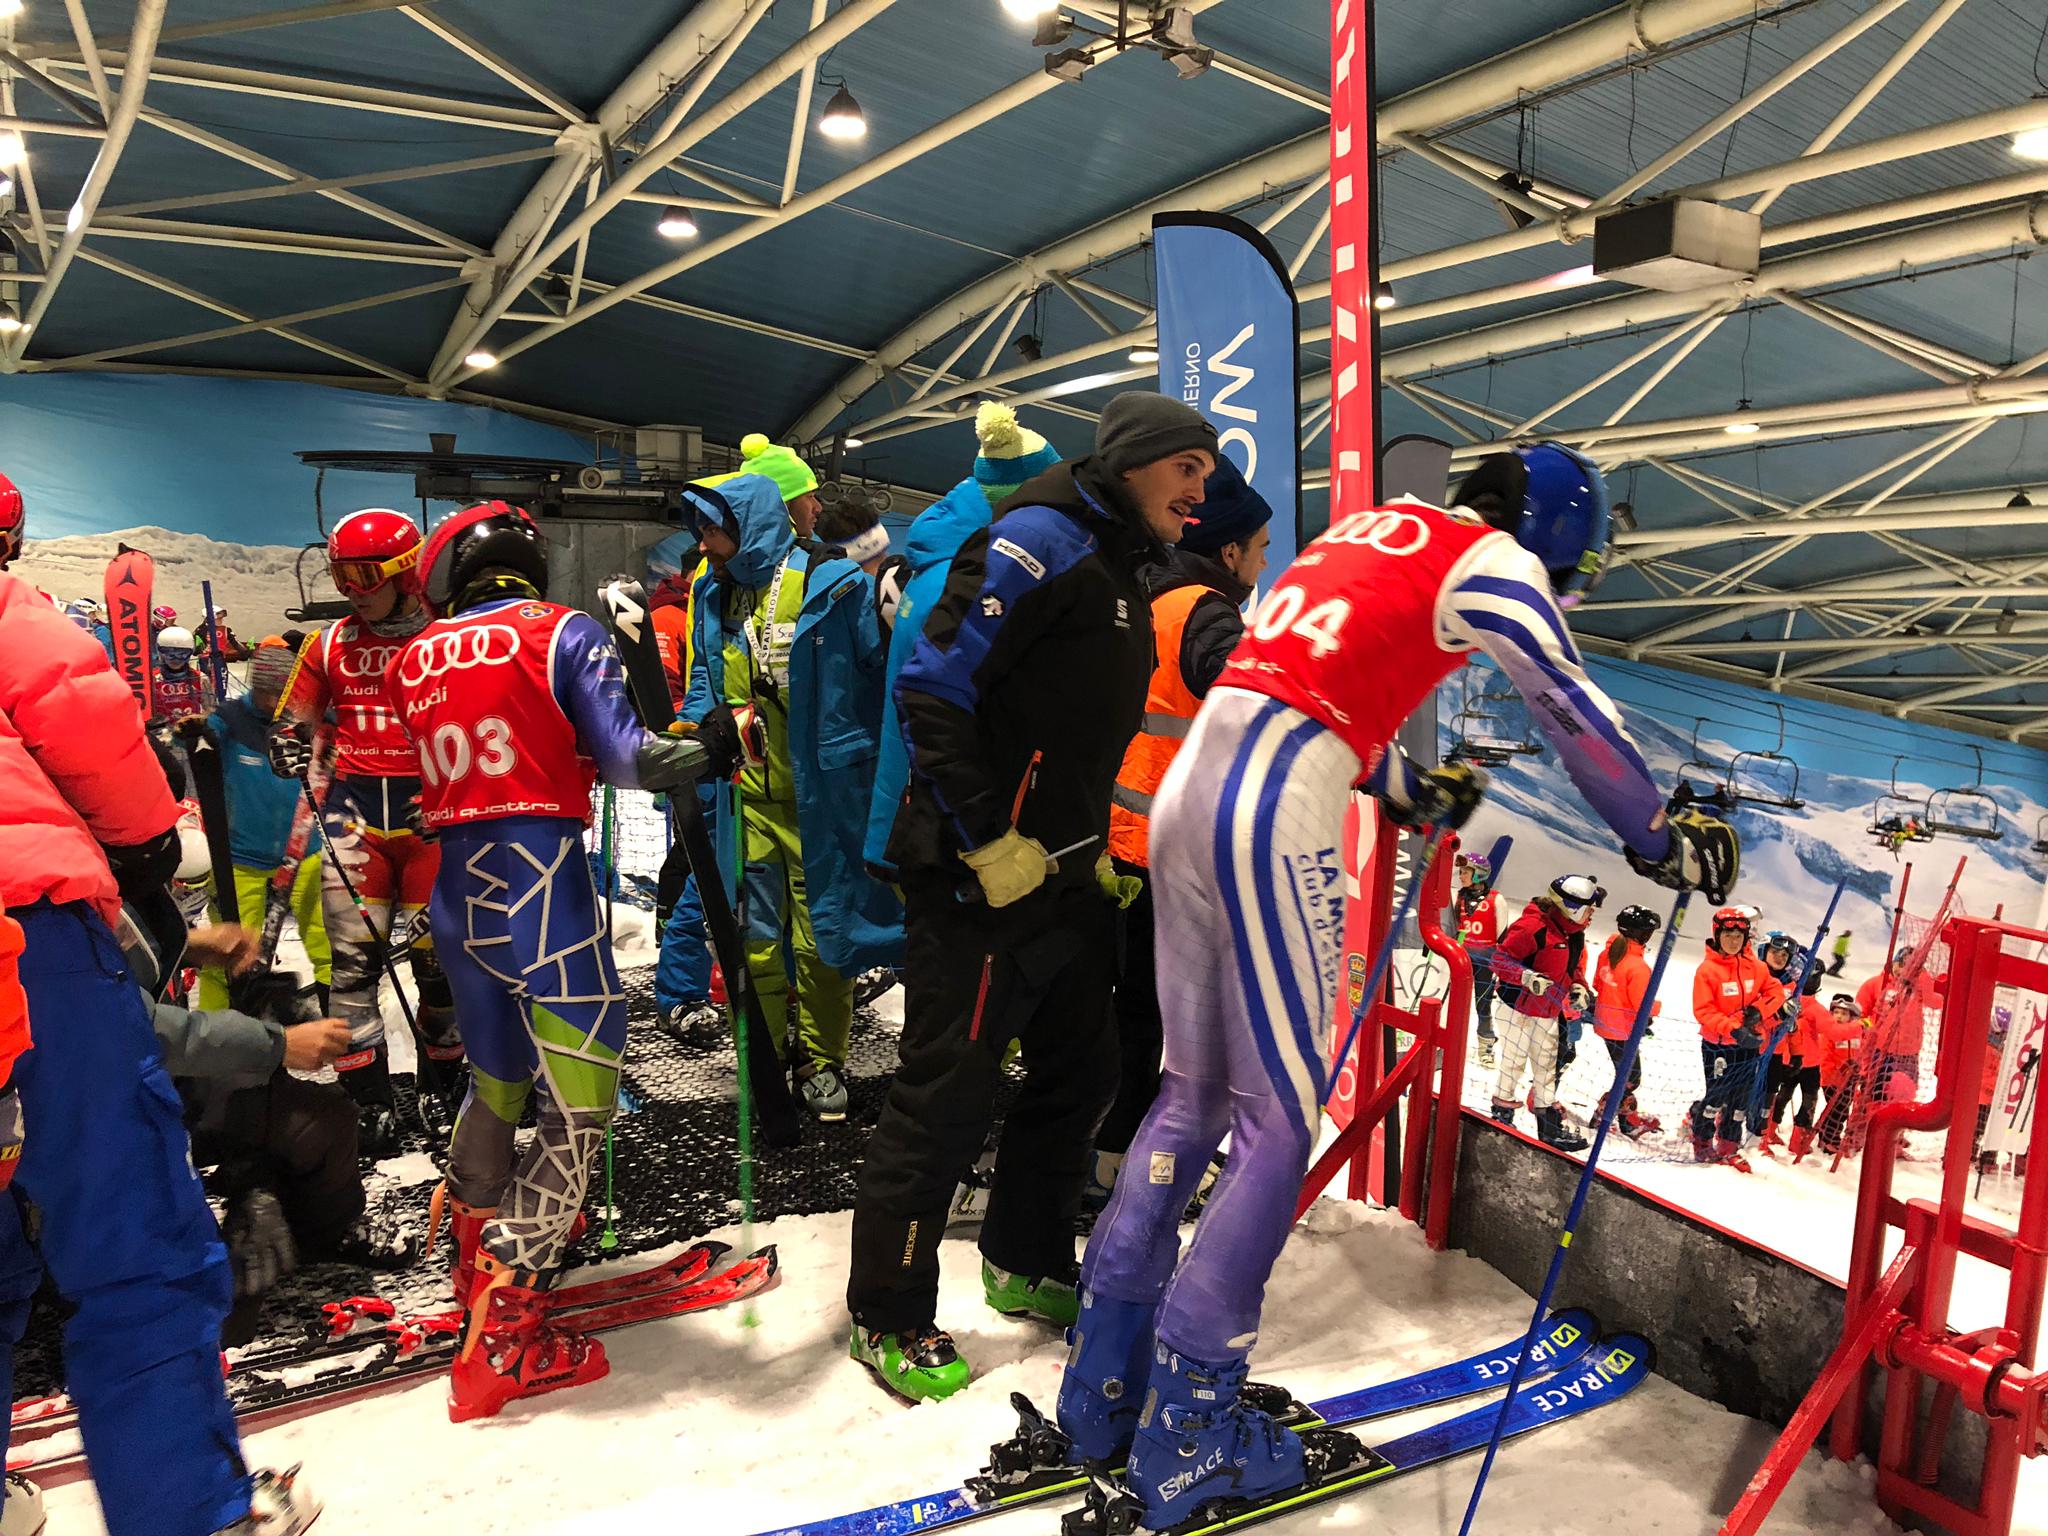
12,525,312,634
38,1202,1909,1536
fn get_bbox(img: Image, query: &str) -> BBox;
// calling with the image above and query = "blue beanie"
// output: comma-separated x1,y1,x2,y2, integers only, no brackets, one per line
1178,454,1274,556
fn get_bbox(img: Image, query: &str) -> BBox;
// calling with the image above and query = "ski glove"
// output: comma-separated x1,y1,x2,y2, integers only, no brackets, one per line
1519,973,1553,1000
1568,983,1594,1015
1733,1005,1765,1051
1625,805,1740,904
961,829,1052,909
224,1187,298,1299
266,725,312,780
634,734,712,793
691,704,767,781
1094,853,1143,910
1381,761,1488,832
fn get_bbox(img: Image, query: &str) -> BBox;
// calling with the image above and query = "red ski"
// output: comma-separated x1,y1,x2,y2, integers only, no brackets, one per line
103,547,156,721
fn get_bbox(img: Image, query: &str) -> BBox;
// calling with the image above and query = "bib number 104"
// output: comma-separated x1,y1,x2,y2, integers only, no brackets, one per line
417,716,517,787
1250,585,1351,658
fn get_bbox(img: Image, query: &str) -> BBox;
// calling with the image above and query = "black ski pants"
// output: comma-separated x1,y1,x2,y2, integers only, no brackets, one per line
188,1070,363,1255
1096,861,1159,1157
848,878,1118,1334
1766,1058,1821,1130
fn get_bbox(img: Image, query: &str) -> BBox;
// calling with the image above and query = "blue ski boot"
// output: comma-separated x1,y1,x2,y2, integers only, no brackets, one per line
1056,1289,1157,1464
1127,1345,1303,1527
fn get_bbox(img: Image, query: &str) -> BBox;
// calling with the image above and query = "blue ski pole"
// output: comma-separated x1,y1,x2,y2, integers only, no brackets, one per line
1746,876,1848,1134
1324,824,1448,1110
1457,884,1692,1536
201,579,229,701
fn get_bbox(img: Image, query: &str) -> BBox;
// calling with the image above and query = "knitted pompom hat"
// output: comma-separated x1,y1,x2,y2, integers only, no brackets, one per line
972,402,1060,508
738,431,819,504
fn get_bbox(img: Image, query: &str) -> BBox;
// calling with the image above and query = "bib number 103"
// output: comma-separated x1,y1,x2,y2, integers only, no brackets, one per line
417,716,517,787
1250,585,1351,658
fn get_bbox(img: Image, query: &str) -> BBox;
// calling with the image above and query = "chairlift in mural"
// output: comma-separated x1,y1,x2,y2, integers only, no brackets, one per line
1869,757,1934,857
1725,701,1806,812
1444,679,1542,768
1926,746,2004,843
2030,814,2048,857
1676,719,1727,801
286,542,351,624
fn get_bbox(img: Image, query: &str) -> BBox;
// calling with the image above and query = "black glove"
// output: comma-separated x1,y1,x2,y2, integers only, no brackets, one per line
694,704,768,782
1625,804,1739,904
101,827,182,902
635,733,712,793
1383,761,1488,832
223,1187,297,1300
1733,1005,1764,1050
267,724,312,780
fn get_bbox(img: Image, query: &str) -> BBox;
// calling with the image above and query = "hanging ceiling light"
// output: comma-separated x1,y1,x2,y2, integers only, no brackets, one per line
1724,400,1761,435
1127,344,1160,365
2012,127,2048,162
818,81,867,141
1014,334,1043,362
1000,0,1058,18
0,302,21,336
656,206,699,240
1372,282,1396,311
2010,491,2034,509
0,173,13,199
0,133,25,168
1999,604,2021,636
0,1,23,19
464,348,500,370
843,435,865,449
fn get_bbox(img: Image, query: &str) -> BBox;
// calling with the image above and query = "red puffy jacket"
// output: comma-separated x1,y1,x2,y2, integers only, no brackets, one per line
0,572,180,925
1490,899,1586,1021
1693,941,1786,1048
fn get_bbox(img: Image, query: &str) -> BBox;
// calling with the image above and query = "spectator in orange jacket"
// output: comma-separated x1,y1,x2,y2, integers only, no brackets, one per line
1856,953,1944,1090
1591,904,1662,1137
1816,993,1868,1153
1690,906,1785,1163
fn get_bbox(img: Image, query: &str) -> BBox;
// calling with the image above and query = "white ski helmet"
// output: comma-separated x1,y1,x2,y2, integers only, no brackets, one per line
158,625,195,660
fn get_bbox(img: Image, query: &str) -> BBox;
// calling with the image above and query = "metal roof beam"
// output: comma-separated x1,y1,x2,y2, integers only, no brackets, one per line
68,215,468,266
396,6,583,125
99,145,558,219
7,0,165,369
44,53,564,134
0,114,102,137
17,0,423,62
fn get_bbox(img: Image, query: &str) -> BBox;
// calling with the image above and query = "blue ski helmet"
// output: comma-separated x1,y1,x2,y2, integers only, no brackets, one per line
1456,441,1610,604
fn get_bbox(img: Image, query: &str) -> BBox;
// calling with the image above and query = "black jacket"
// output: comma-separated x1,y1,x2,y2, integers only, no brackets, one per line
1141,544,1249,700
887,458,1159,890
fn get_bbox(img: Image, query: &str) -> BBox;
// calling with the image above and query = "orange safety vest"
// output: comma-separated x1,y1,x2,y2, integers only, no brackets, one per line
1110,585,1209,867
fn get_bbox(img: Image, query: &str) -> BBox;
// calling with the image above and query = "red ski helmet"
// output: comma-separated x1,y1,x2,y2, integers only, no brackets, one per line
328,508,422,597
412,501,548,617
1712,906,1751,939
0,472,21,567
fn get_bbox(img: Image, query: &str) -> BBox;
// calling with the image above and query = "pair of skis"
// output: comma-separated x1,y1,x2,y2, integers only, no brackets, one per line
758,1309,1650,1536
7,1242,779,1475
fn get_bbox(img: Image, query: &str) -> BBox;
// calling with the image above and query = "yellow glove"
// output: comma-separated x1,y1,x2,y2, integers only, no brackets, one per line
961,829,1051,908
1095,852,1143,910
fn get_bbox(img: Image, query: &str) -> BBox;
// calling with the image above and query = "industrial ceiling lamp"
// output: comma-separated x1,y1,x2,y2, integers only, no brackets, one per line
818,80,867,141
1014,333,1043,362
1493,171,1538,231
656,205,699,239
0,302,21,336
1724,400,1761,435
1611,500,1637,533
1372,281,1396,311
0,1,23,18
2012,126,2048,162
1128,343,1160,365
1157,5,1212,79
1999,604,2021,636
0,133,25,168
2010,491,2034,508
464,347,500,370
1000,0,1058,18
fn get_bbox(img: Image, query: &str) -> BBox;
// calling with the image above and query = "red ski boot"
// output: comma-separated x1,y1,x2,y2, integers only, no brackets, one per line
1756,1121,1781,1157
449,1256,609,1423
425,1182,497,1308
1788,1125,1815,1163
1712,1137,1753,1173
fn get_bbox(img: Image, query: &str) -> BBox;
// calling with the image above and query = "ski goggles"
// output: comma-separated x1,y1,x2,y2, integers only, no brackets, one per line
330,546,420,596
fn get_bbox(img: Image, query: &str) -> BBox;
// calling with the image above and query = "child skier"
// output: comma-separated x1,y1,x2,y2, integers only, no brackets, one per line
383,501,714,1423
1056,442,1737,1530
1591,903,1663,1138
1489,874,1603,1151
1817,992,1868,1154
276,509,465,1148
1758,931,1825,1157
152,626,214,726
1453,852,1507,1067
1690,908,1785,1166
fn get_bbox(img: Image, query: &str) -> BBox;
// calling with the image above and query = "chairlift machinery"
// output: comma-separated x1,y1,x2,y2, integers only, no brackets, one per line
1924,745,2004,843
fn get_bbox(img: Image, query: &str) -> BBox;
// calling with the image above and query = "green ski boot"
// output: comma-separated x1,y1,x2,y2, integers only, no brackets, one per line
850,1322,972,1403
982,1259,1080,1327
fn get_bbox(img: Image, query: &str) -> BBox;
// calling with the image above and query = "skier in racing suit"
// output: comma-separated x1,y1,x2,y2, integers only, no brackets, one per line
384,501,715,1423
1056,443,1740,1531
275,509,463,1151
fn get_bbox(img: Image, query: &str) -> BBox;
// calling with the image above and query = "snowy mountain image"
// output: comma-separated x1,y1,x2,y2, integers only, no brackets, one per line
13,525,316,636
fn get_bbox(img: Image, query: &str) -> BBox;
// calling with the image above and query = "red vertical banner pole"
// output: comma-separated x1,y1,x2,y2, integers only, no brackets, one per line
1328,0,1380,522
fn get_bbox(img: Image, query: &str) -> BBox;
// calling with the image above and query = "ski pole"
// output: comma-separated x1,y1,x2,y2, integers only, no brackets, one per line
727,777,760,1328
295,777,422,1041
201,579,229,703
1324,825,1447,1109
1457,885,1692,1536
1747,877,1847,1135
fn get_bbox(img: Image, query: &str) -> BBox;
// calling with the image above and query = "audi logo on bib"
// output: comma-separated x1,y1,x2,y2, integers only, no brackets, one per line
337,643,403,680
1325,508,1430,557
399,624,521,686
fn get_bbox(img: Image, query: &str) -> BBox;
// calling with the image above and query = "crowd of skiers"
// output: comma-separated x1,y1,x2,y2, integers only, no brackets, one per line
1451,854,1939,1172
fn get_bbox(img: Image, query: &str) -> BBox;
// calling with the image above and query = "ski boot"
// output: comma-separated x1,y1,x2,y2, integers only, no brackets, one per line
413,1044,468,1142
1712,1137,1753,1173
1184,1151,1228,1220
1489,1099,1517,1128
1055,1289,1155,1464
853,967,899,1009
449,1255,608,1423
1534,1104,1588,1153
425,1182,496,1308
984,1258,1079,1327
0,1472,42,1536
850,1322,971,1403
797,1062,849,1123
949,1143,998,1228
1788,1125,1815,1162
662,1000,724,1045
1756,1120,1782,1156
214,1466,319,1535
337,1042,402,1157
1079,1345,1369,1535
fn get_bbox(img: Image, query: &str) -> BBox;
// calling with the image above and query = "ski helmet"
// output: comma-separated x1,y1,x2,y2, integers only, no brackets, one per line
1460,852,1494,890
1830,993,1858,1016
1453,441,1610,604
1549,873,1605,927
1762,930,1794,955
64,596,96,628
151,604,177,631
1614,903,1660,942
328,508,422,597
1712,906,1751,941
0,471,22,568
413,501,549,617
157,625,194,664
